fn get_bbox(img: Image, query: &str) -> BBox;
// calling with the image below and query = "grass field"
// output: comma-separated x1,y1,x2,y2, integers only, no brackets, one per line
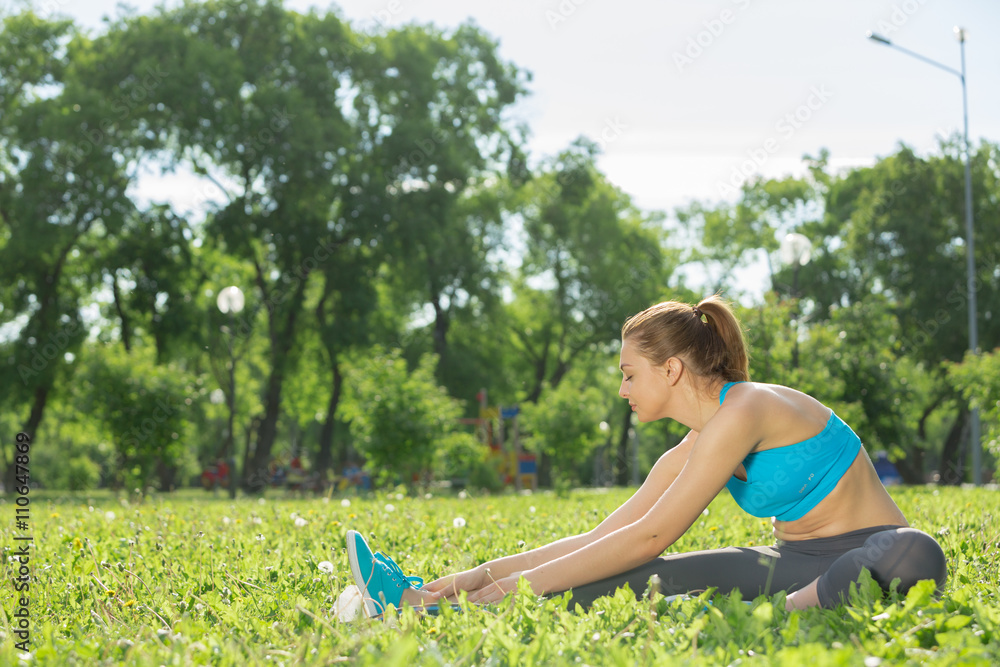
2,485,998,665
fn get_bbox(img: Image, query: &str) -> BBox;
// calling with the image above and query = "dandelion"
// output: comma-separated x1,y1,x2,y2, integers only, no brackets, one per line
702,509,710,516
255,534,265,542
72,537,83,550
295,517,308,528
341,498,351,508
458,490,467,499
384,504,395,512
317,561,334,574
453,517,467,528
222,517,231,525
529,506,536,513
105,511,116,521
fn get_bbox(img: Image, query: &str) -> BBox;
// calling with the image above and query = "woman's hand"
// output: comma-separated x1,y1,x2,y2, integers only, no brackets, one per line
423,565,491,600
466,572,531,604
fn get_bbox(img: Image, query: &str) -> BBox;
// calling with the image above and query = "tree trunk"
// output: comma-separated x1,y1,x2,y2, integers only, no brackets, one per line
112,275,132,352
156,458,177,491
615,404,631,486
244,273,309,492
2,384,49,490
939,406,968,485
525,333,551,404
315,359,344,477
246,370,284,492
431,295,449,360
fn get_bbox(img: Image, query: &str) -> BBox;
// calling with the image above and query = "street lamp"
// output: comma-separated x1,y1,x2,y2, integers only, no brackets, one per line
867,28,981,486
780,232,811,368
217,285,245,499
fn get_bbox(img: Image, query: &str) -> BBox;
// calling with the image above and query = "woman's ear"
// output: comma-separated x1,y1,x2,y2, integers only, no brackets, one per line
663,357,684,386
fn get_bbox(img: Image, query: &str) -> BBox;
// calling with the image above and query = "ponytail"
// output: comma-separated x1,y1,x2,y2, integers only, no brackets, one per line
621,295,749,382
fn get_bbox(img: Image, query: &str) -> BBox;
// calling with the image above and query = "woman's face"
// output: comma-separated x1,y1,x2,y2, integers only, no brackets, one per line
618,338,670,422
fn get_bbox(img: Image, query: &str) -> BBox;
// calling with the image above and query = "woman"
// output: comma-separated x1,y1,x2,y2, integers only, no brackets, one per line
347,296,946,617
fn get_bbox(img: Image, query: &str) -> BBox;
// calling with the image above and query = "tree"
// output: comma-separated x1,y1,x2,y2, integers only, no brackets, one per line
341,347,476,489
519,362,614,488
73,343,200,491
353,22,527,383
85,0,363,490
511,140,673,404
0,11,136,486
818,140,1000,482
948,349,1000,477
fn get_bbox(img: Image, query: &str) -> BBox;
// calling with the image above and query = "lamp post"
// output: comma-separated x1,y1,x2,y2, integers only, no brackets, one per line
780,232,811,369
867,28,981,486
217,285,245,499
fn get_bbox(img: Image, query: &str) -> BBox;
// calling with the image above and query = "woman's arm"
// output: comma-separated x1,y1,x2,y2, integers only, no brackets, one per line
423,430,700,597
467,407,759,602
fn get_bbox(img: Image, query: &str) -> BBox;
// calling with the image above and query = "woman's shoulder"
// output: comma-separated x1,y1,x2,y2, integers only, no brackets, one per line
722,382,832,434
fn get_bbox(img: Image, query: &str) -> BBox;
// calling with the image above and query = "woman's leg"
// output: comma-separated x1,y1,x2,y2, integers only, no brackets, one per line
815,527,947,608
554,544,832,610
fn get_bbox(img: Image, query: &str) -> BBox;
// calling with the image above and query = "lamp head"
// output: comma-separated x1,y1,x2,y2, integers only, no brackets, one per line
953,26,967,43
866,31,892,46
217,286,245,314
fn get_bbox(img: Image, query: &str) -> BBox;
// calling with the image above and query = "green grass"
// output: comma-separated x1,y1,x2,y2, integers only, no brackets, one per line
1,486,998,665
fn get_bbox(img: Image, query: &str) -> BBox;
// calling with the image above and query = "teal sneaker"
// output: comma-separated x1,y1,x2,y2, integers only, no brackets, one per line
346,530,424,617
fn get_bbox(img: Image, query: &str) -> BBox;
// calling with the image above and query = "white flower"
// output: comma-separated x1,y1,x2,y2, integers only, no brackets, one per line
104,511,116,521
251,516,262,525
317,561,334,574
222,516,231,524
294,517,308,528
341,498,351,508
333,585,364,622
453,517,467,528
529,506,536,513
258,497,266,505
255,534,265,542
458,490,467,499
394,493,404,500
384,504,395,512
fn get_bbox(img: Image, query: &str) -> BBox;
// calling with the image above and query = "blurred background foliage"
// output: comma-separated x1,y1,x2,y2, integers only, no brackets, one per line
1,0,997,492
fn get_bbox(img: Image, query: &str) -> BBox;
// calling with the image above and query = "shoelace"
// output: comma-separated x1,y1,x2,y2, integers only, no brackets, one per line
375,552,424,589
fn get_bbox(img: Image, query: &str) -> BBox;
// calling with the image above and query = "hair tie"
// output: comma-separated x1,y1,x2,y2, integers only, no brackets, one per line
693,306,703,320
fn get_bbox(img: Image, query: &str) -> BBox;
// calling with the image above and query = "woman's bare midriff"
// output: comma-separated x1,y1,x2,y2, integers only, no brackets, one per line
772,448,909,542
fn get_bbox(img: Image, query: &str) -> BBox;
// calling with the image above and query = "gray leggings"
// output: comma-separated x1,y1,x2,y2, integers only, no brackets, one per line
559,525,947,609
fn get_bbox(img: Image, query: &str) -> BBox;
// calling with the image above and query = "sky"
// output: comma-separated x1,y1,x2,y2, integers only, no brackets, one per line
35,0,1000,294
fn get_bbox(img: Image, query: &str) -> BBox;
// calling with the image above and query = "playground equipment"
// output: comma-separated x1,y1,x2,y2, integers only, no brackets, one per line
460,389,537,491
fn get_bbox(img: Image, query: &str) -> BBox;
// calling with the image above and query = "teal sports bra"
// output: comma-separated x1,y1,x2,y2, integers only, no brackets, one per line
720,382,862,521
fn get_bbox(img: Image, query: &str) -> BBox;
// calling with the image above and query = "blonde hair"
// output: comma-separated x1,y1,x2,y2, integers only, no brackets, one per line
621,295,749,382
